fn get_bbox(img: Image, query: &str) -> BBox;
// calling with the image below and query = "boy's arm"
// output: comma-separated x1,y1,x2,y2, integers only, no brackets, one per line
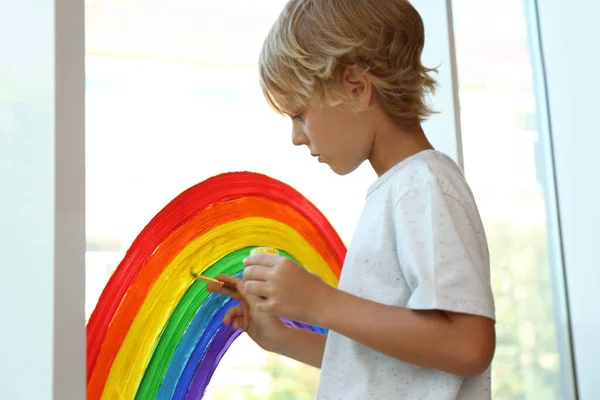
316,289,495,377
267,325,327,369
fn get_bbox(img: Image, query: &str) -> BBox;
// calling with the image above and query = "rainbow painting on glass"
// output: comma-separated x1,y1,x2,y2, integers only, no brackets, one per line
86,171,346,400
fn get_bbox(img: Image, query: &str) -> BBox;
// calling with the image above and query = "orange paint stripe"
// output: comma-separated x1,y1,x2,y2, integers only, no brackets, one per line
87,196,342,400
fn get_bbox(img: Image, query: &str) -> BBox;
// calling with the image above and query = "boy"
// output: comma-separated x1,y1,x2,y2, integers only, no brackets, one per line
208,0,496,398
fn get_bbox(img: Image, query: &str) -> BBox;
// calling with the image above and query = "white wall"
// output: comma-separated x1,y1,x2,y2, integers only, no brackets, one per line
0,0,85,399
536,1,600,399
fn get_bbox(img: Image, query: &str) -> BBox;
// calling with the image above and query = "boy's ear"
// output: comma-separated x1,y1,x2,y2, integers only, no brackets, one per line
341,65,373,110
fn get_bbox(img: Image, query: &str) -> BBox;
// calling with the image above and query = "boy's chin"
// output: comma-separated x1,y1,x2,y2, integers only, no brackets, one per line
328,160,362,176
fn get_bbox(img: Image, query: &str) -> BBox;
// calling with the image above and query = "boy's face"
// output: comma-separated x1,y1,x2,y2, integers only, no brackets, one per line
289,75,376,175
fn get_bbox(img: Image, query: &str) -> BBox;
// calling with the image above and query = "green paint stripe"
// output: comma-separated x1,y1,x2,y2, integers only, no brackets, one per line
135,247,298,400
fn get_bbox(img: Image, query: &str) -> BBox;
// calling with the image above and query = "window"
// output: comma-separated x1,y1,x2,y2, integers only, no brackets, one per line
86,1,576,399
452,0,575,398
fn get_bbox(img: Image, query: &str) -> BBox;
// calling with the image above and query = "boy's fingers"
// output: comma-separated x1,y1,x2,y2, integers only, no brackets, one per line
243,280,270,299
222,304,251,331
206,282,225,293
223,309,232,325
207,276,245,301
217,274,246,294
206,283,238,299
242,265,271,282
243,254,279,268
223,305,242,325
216,274,243,286
231,315,245,331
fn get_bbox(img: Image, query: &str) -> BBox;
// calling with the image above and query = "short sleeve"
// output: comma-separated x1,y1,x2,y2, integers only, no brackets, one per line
394,179,495,320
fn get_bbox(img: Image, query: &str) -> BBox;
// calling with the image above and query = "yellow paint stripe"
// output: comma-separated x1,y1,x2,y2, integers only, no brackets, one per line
101,217,337,399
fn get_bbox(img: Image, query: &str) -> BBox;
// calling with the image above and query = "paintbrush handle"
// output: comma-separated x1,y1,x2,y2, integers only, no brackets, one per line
194,274,237,291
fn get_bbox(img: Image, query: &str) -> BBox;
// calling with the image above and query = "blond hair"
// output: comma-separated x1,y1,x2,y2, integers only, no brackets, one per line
259,0,438,126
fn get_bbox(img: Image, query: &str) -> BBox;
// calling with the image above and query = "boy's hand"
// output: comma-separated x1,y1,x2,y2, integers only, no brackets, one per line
242,254,335,326
207,274,287,351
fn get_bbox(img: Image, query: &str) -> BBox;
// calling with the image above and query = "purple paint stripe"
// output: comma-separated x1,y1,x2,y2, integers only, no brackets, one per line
183,318,323,399
184,325,242,400
172,301,234,400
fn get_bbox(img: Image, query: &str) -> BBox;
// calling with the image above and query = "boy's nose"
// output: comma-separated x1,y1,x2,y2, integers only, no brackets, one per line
291,126,308,147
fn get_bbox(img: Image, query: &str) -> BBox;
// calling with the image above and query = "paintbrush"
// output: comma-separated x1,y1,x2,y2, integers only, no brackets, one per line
191,247,279,292
191,271,237,292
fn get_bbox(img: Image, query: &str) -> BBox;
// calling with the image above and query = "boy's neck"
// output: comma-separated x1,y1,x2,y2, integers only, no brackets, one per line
368,120,434,177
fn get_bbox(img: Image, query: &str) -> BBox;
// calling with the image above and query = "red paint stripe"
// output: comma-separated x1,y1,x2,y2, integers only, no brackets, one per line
86,172,346,383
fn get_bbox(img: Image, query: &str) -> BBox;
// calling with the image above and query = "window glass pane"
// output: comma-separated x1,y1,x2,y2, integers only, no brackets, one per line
86,1,574,399
452,1,572,398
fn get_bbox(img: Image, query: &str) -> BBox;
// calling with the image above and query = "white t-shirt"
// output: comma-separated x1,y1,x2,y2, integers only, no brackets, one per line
316,150,495,400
